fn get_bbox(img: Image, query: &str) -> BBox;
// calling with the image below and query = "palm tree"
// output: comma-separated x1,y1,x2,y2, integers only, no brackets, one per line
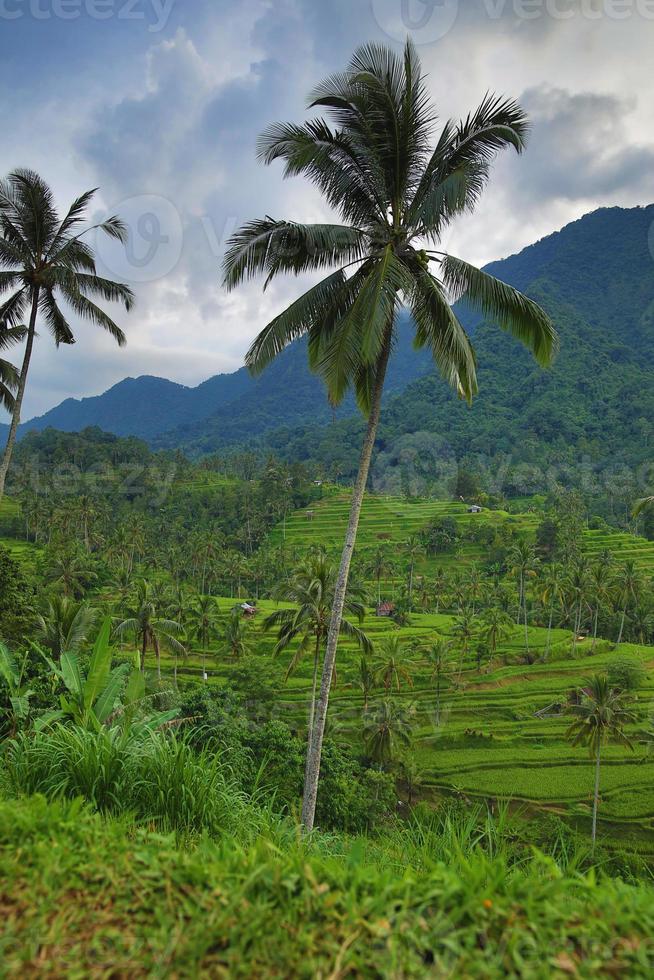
565,558,591,656
114,579,185,680
357,655,376,710
403,535,425,607
363,699,414,767
478,607,514,669
566,674,636,850
263,554,371,743
223,42,557,830
220,609,252,660
451,610,478,679
191,594,220,680
374,636,414,693
538,563,563,661
508,541,539,659
0,170,133,499
589,561,613,652
614,560,642,645
35,596,99,657
367,545,395,605
423,638,453,726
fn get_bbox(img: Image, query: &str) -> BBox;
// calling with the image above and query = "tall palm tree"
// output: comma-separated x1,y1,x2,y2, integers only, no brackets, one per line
35,596,99,657
363,698,414,767
566,674,636,850
0,170,133,499
538,563,563,661
565,558,591,656
451,610,478,679
356,655,376,710
403,535,425,607
614,560,642,645
191,594,220,680
220,609,252,660
478,607,514,669
263,554,371,743
374,636,414,693
367,545,395,605
223,42,557,830
508,540,539,659
589,561,613,652
423,638,453,726
114,579,185,680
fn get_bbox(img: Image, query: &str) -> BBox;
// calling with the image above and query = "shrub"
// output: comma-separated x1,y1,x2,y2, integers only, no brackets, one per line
607,658,646,692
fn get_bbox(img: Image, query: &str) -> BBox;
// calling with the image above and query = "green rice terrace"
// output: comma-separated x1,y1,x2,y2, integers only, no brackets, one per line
3,483,654,846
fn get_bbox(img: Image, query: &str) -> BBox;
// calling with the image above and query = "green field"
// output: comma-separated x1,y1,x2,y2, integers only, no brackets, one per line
151,592,654,844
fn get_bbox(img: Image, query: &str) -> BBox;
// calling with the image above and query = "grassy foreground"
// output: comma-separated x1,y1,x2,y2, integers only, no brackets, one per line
1,795,653,978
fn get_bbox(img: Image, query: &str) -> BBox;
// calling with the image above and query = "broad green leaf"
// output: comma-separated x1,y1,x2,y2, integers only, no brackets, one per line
94,663,130,724
83,617,113,711
60,651,84,697
0,643,18,689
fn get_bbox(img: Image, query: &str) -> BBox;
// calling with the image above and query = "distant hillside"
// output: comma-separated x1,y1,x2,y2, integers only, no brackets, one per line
1,314,432,447
232,204,654,486
6,203,654,478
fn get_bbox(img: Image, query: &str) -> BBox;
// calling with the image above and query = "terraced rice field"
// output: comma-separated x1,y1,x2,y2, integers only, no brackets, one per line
583,529,654,575
270,487,540,575
155,594,654,845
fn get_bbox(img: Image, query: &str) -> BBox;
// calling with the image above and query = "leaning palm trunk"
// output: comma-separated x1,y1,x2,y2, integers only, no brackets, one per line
0,291,38,501
301,344,390,831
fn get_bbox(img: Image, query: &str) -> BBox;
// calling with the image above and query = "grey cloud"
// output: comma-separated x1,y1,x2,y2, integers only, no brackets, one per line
510,87,654,203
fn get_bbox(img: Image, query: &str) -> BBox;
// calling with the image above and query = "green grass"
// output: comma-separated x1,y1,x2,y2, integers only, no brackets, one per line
2,794,654,977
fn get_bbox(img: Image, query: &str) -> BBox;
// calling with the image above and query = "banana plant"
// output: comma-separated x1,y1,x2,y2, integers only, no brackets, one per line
36,617,178,735
37,617,130,731
0,643,34,736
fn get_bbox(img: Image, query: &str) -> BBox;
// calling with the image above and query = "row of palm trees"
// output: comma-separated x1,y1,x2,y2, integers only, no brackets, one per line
34,583,255,684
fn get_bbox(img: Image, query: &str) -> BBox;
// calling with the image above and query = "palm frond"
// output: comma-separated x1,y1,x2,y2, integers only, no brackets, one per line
408,262,477,401
440,254,558,367
222,217,366,291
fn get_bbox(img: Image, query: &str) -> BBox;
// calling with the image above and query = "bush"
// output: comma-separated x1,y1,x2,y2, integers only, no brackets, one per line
607,658,646,692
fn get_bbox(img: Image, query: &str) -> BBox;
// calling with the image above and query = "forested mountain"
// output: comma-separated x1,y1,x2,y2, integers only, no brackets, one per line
4,203,654,478
227,204,654,486
1,317,433,446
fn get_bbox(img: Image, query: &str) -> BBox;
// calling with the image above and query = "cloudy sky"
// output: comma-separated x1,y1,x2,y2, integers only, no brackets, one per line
1,0,653,418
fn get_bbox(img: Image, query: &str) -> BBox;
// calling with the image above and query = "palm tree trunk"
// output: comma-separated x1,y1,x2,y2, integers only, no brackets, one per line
301,340,391,832
0,289,39,502
545,602,554,661
592,605,599,652
592,742,601,852
435,673,441,727
617,606,626,645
